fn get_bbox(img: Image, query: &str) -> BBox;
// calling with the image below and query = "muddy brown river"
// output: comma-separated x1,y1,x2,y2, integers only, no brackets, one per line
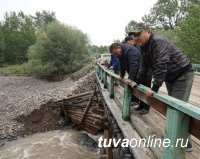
0,129,99,159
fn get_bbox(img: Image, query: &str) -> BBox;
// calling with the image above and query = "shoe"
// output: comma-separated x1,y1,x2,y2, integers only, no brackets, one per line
186,142,193,152
134,106,143,111
139,109,149,115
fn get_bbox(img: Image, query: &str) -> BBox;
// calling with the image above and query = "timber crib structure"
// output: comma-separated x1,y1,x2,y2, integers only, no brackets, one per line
96,63,200,159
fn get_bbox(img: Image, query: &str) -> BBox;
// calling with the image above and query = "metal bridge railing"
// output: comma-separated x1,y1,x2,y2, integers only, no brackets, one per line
97,63,200,159
192,63,200,74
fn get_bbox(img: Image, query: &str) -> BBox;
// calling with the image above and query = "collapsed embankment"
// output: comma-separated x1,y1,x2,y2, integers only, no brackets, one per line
0,65,95,143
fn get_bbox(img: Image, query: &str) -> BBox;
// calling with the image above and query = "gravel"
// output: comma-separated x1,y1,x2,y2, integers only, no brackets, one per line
0,66,96,143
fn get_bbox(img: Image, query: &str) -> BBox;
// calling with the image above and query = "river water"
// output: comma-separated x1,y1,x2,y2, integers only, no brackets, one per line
0,129,99,159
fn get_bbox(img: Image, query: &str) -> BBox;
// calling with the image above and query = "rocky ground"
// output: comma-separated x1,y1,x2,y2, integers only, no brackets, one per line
0,65,96,144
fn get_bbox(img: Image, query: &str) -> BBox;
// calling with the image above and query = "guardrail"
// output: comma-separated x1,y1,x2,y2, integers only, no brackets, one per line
97,63,200,159
192,63,200,73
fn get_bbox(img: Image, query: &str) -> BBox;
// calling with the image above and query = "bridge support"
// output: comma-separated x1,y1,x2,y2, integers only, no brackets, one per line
162,106,190,159
122,85,131,121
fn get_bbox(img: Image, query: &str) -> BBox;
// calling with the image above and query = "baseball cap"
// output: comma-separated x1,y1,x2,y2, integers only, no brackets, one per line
128,23,150,34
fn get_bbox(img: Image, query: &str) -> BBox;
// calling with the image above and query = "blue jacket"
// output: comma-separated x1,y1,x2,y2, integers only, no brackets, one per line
107,55,120,73
119,44,141,81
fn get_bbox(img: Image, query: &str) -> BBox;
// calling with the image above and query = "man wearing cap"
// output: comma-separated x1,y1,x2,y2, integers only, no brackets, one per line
124,35,152,115
130,23,194,151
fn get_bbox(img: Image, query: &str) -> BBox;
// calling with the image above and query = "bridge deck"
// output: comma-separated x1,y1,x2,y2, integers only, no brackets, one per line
159,75,200,107
113,74,200,159
97,63,200,159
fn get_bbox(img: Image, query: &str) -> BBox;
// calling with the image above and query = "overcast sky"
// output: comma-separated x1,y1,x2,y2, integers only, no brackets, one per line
0,0,157,46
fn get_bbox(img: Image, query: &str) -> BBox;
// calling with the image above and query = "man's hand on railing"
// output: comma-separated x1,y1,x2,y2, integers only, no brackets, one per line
124,79,131,85
146,88,154,97
125,80,138,88
116,76,122,80
130,82,138,88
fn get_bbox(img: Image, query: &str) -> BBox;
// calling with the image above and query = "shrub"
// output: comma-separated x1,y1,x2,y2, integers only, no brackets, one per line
27,21,90,79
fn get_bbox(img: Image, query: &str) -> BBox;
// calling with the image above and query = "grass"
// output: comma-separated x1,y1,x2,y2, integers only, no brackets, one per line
0,63,31,75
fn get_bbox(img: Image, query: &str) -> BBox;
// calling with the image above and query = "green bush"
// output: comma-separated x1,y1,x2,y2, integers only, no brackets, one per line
27,21,90,79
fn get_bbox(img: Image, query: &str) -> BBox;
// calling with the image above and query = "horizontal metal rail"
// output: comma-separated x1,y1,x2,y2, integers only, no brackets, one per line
97,63,200,159
192,63,200,73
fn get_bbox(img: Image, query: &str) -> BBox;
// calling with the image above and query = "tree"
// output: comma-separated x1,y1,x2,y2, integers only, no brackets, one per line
0,11,36,64
89,45,109,55
27,21,90,79
125,20,137,35
32,10,57,29
0,24,5,64
142,0,195,30
177,3,200,63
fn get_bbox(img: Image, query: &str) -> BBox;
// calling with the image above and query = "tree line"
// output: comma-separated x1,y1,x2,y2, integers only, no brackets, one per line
0,10,90,79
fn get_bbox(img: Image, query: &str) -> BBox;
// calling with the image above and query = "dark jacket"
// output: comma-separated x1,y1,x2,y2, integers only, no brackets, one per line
119,44,141,81
137,33,192,92
107,55,120,73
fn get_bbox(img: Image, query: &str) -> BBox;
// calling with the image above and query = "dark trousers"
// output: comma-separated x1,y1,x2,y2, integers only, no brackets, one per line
165,69,194,144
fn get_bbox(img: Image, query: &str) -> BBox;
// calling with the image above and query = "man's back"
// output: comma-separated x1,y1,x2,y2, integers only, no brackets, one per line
119,44,141,81
140,33,191,86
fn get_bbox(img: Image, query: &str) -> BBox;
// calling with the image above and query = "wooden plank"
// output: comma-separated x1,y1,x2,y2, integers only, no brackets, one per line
102,91,156,159
97,75,156,159
97,64,200,157
104,128,113,159
79,90,96,125
135,84,200,120
55,91,93,102
115,86,200,159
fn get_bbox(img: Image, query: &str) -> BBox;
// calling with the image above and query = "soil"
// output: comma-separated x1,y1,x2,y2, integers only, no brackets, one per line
0,64,96,144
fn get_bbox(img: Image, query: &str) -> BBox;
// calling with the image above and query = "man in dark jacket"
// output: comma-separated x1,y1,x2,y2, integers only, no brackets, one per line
109,43,140,82
107,54,120,75
125,35,152,114
124,36,135,45
109,43,141,106
131,23,194,151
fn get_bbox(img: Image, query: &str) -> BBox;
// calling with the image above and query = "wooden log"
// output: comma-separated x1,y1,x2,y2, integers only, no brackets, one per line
79,89,96,125
54,91,93,102
84,126,98,135
71,118,100,132
69,114,103,126
104,128,113,159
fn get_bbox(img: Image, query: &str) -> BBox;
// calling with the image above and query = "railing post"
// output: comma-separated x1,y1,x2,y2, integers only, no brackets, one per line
122,84,131,121
101,68,104,83
99,67,102,80
109,76,115,98
162,106,190,159
97,64,100,76
104,71,107,88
